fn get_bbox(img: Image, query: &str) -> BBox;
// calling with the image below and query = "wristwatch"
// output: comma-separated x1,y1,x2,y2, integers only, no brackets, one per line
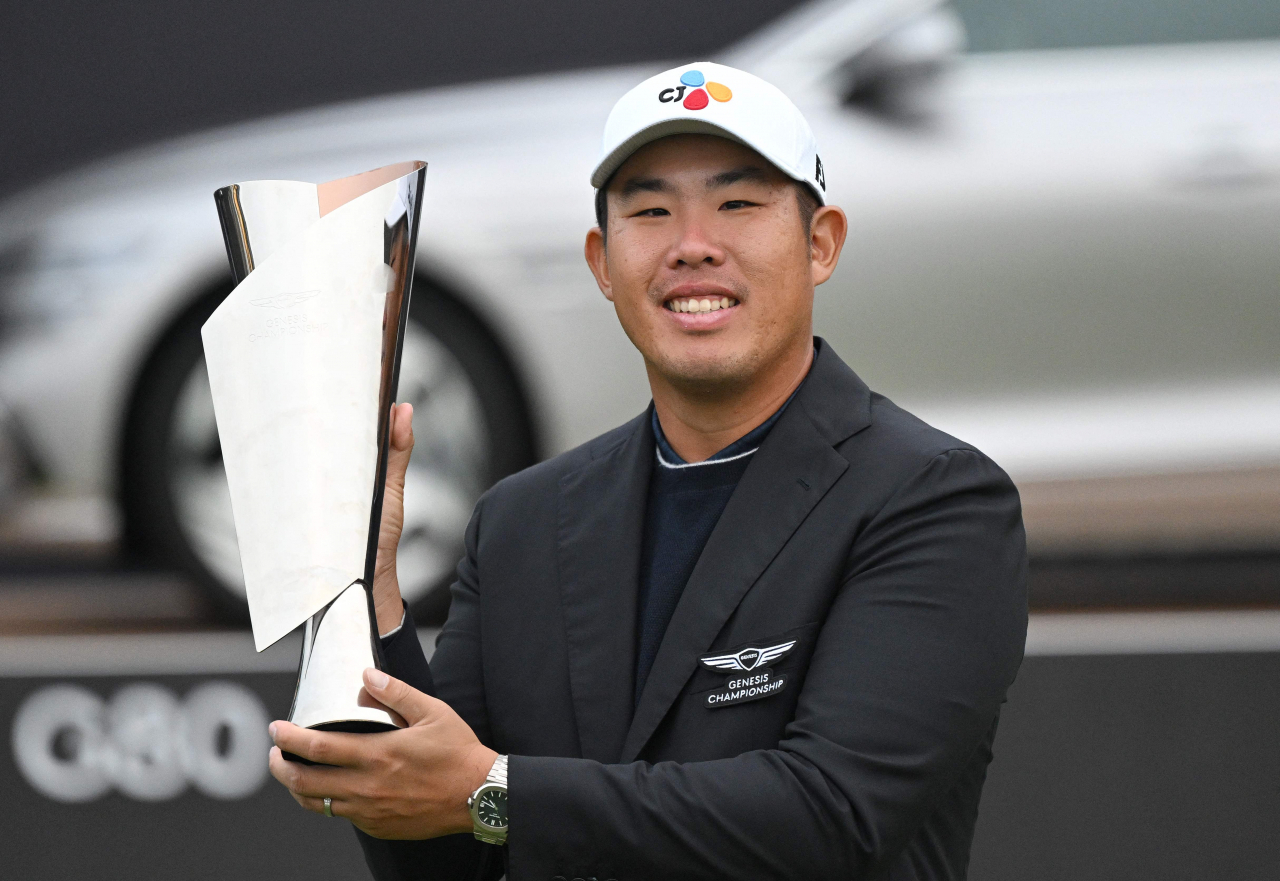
467,754,509,845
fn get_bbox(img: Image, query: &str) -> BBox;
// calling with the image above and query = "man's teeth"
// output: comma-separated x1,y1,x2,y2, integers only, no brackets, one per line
665,297,739,313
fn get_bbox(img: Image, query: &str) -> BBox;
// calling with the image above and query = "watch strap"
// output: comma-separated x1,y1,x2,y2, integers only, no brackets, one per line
485,754,508,788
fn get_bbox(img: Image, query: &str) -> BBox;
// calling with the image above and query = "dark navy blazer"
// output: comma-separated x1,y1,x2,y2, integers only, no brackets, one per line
359,339,1029,881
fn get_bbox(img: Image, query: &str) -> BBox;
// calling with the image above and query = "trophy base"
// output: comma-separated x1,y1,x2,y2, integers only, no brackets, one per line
282,720,397,765
284,582,401,745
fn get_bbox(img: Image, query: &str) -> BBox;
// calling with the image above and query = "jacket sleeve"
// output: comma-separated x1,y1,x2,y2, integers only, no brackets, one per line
506,449,1029,880
357,499,506,881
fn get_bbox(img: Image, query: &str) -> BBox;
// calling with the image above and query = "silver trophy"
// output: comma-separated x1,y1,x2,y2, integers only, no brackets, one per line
202,161,427,738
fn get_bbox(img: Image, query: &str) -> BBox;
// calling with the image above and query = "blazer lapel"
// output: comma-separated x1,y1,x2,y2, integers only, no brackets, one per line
620,400,849,762
556,413,653,763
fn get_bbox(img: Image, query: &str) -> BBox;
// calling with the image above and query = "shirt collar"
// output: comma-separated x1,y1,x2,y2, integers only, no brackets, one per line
651,380,805,468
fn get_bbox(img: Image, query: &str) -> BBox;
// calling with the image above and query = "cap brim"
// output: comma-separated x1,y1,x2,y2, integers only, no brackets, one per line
590,118,823,204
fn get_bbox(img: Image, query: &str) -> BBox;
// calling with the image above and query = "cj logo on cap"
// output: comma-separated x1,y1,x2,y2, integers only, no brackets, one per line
658,69,732,111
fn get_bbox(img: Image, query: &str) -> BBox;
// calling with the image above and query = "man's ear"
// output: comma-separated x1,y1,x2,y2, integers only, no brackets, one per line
584,226,614,302
809,205,848,287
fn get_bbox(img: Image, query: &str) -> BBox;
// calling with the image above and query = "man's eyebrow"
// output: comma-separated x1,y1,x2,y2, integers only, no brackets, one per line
707,166,771,189
616,176,672,199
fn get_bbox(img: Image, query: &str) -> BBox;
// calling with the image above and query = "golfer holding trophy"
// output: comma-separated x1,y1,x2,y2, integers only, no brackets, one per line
211,61,1027,881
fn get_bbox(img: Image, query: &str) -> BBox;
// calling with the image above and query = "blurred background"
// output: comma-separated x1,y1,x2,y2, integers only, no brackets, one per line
1,0,1277,877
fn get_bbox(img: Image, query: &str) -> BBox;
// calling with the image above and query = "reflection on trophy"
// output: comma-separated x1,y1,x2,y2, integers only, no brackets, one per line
202,161,427,736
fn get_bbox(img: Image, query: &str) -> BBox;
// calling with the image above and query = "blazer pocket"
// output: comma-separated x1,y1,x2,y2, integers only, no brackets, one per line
690,620,820,708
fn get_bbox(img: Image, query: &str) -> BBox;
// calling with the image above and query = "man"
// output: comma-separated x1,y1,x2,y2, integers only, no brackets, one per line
269,61,1028,880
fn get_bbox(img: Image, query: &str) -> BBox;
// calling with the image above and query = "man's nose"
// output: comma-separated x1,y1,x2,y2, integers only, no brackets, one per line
668,217,725,269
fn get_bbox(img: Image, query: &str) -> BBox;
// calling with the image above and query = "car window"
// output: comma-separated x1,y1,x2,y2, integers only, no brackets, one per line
952,0,1280,52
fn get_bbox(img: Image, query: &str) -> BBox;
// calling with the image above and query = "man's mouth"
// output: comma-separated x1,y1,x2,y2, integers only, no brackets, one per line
663,296,740,314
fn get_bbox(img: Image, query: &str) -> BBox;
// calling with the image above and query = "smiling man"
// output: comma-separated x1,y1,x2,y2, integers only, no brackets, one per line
269,62,1029,881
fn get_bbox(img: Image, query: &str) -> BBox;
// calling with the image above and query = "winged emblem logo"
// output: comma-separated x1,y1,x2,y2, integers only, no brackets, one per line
250,290,321,309
700,640,796,673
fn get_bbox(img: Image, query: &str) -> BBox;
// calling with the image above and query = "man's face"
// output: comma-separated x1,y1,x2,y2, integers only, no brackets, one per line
585,135,835,395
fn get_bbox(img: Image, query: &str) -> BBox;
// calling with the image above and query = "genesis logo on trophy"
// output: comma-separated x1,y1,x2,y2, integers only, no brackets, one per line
249,290,320,310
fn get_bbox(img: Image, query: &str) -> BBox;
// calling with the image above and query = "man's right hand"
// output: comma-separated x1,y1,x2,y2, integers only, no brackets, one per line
372,402,415,635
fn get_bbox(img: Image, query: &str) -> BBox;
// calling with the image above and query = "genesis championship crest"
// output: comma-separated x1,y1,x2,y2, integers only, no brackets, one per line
202,161,426,734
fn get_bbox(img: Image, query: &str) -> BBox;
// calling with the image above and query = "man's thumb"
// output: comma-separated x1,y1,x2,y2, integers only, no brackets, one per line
362,668,435,727
386,402,414,490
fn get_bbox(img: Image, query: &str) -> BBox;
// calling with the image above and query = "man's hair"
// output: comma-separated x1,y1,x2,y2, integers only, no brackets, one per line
594,176,820,248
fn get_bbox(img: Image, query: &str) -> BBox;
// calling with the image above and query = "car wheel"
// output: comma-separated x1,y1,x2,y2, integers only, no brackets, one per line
122,279,536,625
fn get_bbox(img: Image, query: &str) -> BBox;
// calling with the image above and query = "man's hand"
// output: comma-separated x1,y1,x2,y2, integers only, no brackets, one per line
268,668,499,839
373,402,415,636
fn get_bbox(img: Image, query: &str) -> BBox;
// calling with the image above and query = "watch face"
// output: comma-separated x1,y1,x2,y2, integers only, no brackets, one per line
474,785,508,829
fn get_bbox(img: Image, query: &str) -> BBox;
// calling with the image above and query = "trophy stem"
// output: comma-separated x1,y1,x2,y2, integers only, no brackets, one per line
286,582,398,737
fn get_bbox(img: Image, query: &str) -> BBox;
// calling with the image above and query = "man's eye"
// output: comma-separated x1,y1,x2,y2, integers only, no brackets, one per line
721,200,756,210
633,207,670,217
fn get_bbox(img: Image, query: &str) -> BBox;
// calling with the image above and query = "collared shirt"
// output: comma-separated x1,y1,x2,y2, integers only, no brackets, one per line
634,391,799,704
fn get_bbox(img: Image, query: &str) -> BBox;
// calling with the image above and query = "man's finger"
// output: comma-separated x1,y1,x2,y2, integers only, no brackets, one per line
361,668,439,727
355,687,409,728
269,721,368,768
385,402,414,492
371,402,415,633
293,790,346,818
268,746,359,798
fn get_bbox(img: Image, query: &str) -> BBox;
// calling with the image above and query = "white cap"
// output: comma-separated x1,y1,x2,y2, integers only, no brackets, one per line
591,61,826,204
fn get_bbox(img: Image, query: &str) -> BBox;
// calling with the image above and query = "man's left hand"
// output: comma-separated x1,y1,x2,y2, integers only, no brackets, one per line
268,668,499,840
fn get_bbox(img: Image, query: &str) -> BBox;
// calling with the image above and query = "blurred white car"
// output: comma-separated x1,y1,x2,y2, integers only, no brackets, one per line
0,0,1277,618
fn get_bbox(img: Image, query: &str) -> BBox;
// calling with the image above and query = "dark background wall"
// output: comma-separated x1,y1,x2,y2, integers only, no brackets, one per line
0,0,805,199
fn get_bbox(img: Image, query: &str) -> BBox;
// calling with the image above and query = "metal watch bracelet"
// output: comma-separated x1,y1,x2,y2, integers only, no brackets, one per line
469,754,509,845
486,754,508,788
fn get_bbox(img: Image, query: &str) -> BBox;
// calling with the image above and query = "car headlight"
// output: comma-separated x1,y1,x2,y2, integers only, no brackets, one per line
0,237,35,336
0,231,152,334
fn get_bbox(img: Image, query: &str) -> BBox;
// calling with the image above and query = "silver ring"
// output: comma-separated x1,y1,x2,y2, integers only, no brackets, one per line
323,797,334,818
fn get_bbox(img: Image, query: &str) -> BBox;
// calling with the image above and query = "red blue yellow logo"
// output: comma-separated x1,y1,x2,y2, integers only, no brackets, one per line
658,69,732,110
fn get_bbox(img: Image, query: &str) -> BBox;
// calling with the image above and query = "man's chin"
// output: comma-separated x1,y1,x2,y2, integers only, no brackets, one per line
651,350,757,394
